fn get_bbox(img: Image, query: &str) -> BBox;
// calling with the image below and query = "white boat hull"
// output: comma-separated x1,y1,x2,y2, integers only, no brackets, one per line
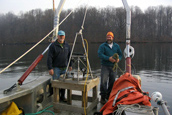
0,76,52,113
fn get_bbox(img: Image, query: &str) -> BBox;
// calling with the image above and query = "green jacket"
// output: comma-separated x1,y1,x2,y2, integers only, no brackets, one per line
98,42,122,67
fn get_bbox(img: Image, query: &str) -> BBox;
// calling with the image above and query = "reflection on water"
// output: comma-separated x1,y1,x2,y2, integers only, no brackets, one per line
0,43,172,114
139,70,172,82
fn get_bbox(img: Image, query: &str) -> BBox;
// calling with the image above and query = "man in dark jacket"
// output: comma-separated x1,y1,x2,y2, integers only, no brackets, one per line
98,31,122,104
47,30,72,102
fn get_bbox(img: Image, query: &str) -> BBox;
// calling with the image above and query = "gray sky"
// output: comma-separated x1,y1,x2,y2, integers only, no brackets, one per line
0,0,172,15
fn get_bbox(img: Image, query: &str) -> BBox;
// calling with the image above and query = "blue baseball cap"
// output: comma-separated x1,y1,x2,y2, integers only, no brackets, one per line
58,30,65,36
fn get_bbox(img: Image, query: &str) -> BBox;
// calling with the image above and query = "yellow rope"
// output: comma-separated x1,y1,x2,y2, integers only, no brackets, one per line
112,53,124,74
112,53,119,72
83,39,89,115
83,39,88,56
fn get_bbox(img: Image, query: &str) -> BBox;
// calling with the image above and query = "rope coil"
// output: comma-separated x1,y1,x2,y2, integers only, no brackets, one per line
112,53,124,74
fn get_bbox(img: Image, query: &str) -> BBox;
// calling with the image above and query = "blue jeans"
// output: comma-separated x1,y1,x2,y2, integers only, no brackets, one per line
53,67,66,80
100,65,117,99
53,67,66,99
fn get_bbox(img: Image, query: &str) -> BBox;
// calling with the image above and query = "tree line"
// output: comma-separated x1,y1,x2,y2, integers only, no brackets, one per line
0,5,172,44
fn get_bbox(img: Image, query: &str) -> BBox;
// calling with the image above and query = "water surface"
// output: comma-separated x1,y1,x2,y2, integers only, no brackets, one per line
0,43,172,114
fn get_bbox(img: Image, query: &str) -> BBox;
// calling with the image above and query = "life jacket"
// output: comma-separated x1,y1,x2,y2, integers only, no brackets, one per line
100,73,151,115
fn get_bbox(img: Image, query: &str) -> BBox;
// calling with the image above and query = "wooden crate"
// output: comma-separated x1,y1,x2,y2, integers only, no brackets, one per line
52,77,99,115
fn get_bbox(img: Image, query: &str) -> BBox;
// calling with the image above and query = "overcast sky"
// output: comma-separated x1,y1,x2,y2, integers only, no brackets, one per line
0,0,172,15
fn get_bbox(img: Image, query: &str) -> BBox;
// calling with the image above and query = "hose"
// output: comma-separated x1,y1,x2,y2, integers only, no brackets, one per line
25,105,54,115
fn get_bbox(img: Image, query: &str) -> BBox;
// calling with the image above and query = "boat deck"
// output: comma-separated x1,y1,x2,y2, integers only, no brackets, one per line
0,76,103,115
40,101,103,115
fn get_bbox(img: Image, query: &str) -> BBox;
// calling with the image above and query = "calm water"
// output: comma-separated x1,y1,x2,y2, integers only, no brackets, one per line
0,43,172,114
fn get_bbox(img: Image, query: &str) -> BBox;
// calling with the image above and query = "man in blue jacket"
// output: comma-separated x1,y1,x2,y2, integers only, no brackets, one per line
98,31,122,104
47,30,72,102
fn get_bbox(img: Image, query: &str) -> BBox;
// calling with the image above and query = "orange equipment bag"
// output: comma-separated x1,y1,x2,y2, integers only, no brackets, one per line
100,73,151,115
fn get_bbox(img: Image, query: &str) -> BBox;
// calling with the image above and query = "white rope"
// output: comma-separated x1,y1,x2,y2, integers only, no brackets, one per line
0,1,82,74
81,3,88,29
114,104,154,115
79,0,89,34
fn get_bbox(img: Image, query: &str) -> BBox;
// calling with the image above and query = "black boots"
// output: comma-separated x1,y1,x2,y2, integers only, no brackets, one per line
100,97,106,105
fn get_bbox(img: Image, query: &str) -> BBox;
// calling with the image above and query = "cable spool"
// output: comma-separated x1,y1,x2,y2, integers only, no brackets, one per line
123,45,135,58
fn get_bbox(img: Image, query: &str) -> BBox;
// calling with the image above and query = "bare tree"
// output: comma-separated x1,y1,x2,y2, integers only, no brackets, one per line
0,6,172,44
